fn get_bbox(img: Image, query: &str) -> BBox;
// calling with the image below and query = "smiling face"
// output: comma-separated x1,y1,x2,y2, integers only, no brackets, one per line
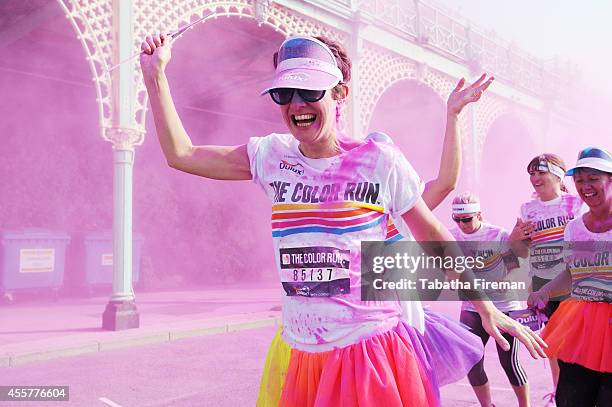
526,154,566,200
529,169,560,198
279,85,347,146
572,168,612,210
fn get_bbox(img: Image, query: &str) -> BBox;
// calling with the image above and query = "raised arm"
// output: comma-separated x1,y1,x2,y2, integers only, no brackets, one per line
421,112,460,209
140,33,252,180
422,75,494,209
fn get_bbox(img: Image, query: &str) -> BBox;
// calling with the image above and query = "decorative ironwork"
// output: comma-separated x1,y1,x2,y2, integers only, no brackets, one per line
57,0,559,183
358,42,460,135
471,95,540,173
104,127,145,150
57,0,114,139
352,0,419,38
253,0,272,25
332,0,573,97
58,0,344,146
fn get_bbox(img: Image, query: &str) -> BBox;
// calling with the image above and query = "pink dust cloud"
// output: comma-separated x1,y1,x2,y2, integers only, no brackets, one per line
1,13,286,300
367,81,453,223
1,2,609,302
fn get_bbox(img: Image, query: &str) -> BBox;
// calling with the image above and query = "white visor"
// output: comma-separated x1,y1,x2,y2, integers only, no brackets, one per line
452,203,481,214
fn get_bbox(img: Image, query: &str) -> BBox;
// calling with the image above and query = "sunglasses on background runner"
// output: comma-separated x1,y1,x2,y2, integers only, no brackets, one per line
269,88,326,105
452,216,474,223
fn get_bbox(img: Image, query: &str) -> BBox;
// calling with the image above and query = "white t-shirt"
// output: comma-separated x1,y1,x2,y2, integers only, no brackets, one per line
362,132,425,331
247,133,424,352
451,223,521,312
520,194,585,279
564,215,612,302
365,132,417,242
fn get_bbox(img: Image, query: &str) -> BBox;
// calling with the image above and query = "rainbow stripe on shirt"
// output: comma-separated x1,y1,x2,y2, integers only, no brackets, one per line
271,202,386,238
385,220,403,242
475,252,503,273
531,226,565,243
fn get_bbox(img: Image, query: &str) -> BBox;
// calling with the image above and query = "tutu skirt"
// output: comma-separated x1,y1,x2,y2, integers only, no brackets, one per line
542,299,612,373
257,310,483,407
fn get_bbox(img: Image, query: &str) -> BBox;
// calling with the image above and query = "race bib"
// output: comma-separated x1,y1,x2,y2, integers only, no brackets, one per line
531,245,564,270
280,246,350,297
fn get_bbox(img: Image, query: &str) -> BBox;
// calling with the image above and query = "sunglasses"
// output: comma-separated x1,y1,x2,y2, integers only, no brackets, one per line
269,88,326,105
452,216,474,223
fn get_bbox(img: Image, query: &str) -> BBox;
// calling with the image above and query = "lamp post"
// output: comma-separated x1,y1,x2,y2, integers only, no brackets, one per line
100,0,144,330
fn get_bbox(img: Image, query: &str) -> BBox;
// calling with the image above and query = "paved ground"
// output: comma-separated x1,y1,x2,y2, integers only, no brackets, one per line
1,326,275,406
1,325,556,406
0,287,556,406
0,284,280,346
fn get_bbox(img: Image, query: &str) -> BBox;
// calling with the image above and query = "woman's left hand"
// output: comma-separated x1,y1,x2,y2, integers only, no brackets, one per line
479,307,548,359
447,73,494,115
527,289,550,310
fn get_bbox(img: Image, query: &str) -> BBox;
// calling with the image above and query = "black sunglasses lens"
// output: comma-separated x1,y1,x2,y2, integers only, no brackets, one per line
298,89,326,102
453,216,473,223
270,89,326,104
270,88,294,105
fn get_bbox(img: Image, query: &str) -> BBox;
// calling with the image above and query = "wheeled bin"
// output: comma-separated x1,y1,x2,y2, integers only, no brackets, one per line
83,231,144,287
0,229,70,299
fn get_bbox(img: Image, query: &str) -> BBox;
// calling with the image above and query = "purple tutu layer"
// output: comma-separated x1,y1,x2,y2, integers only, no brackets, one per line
420,310,484,386
394,320,442,404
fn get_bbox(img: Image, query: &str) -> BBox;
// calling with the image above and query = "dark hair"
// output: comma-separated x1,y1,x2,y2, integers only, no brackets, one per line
272,36,352,84
527,153,568,192
572,167,612,176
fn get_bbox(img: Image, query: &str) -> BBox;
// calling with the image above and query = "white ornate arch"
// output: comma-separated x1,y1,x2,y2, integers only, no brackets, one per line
57,0,345,143
474,97,541,155
471,95,545,181
358,43,461,137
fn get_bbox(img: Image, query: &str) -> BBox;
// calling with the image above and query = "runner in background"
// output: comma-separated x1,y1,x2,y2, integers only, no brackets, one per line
365,77,479,331
528,147,611,407
509,153,585,405
451,192,529,407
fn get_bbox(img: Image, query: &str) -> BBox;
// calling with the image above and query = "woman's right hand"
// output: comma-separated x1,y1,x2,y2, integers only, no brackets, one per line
509,217,535,241
140,33,173,81
527,289,550,310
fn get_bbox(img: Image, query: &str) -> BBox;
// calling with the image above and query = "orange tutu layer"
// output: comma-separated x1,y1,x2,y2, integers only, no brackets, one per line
258,323,440,407
542,299,612,373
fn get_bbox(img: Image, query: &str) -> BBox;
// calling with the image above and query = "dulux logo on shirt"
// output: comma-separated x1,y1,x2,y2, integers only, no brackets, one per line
279,160,305,176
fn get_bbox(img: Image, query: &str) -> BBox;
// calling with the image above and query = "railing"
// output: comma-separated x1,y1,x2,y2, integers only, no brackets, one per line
322,0,571,99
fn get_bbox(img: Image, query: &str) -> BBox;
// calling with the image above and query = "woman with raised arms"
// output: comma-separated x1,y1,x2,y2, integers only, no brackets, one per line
140,32,546,406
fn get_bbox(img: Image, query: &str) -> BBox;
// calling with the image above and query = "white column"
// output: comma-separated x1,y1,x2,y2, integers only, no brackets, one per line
102,0,142,330
349,21,364,139
471,108,479,190
460,105,480,192
109,0,137,302
112,147,135,301
103,128,141,330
